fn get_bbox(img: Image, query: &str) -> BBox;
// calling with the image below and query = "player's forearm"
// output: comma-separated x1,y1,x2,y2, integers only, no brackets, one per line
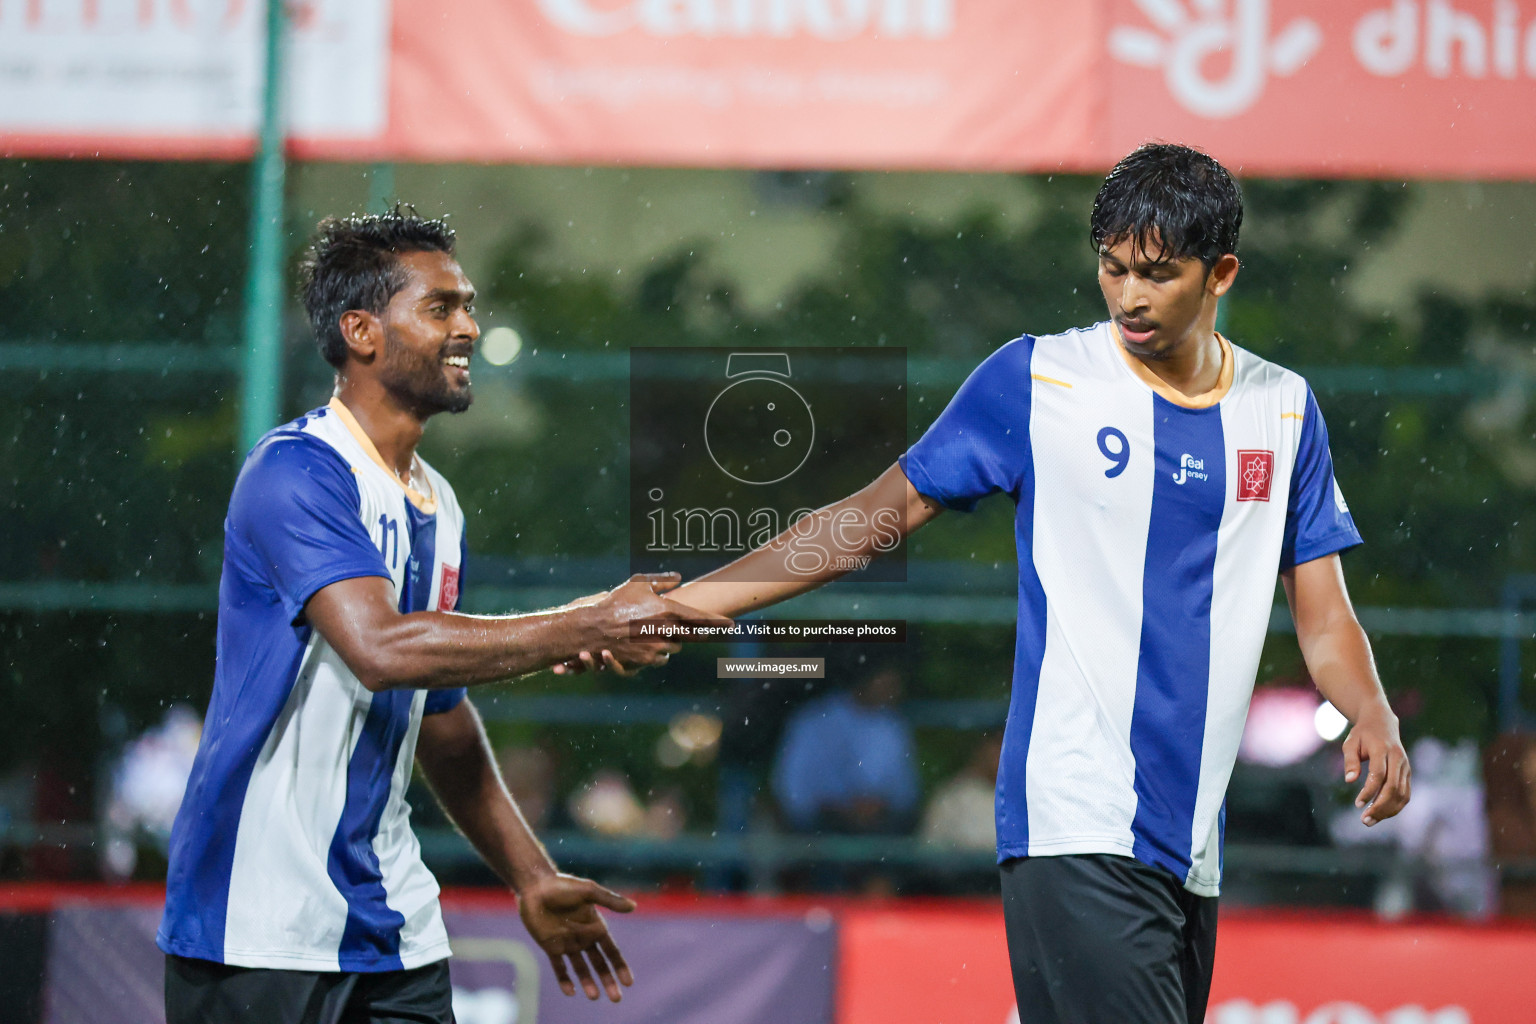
1298,613,1392,723
359,605,606,690
674,509,884,615
312,573,689,690
672,558,840,619
418,712,558,893
675,463,930,617
440,773,558,895
1283,557,1394,723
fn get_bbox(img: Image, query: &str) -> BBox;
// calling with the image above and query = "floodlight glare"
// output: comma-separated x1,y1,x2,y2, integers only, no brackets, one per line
481,326,523,366
1314,701,1349,742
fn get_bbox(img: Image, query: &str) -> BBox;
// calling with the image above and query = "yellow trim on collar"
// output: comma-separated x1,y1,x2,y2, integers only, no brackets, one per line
1111,325,1234,409
327,397,438,514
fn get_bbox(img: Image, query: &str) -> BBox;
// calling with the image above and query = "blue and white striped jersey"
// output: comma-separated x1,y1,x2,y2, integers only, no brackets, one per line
900,322,1361,896
158,398,468,971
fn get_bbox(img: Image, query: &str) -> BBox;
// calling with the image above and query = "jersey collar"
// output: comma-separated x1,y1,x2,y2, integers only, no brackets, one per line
1109,323,1234,409
327,396,438,514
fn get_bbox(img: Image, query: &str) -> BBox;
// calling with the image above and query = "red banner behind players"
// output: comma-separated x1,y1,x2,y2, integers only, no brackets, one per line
834,905,1536,1024
379,0,1097,171
836,905,1017,1024
11,891,1536,1023
1101,0,1536,179
6,1,1536,178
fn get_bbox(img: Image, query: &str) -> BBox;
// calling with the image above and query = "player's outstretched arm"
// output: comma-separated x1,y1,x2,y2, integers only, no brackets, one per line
416,701,634,1002
305,571,730,691
673,462,944,618
553,464,943,675
1282,554,1411,826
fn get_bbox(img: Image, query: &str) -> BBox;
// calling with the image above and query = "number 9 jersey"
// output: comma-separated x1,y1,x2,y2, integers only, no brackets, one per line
159,397,467,972
899,322,1360,897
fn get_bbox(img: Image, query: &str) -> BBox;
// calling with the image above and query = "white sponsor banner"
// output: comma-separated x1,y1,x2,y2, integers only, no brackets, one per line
0,0,390,140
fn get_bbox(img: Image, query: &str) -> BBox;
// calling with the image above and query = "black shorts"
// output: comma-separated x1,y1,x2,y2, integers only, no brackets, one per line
165,954,455,1024
1000,854,1217,1024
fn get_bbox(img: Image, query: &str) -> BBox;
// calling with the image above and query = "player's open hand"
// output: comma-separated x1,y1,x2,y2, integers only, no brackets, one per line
517,872,636,1002
1342,700,1411,826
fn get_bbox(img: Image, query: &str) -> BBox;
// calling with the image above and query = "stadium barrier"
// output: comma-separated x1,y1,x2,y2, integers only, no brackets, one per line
2,887,1533,1024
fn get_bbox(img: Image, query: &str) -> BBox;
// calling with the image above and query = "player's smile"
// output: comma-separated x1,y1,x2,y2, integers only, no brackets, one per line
442,347,472,387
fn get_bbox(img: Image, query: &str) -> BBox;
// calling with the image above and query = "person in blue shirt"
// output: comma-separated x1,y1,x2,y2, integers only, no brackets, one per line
773,668,920,835
159,208,724,1024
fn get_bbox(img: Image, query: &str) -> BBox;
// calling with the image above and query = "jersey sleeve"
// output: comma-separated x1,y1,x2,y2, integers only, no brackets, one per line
899,337,1034,512
1281,388,1363,569
227,434,392,623
424,533,469,716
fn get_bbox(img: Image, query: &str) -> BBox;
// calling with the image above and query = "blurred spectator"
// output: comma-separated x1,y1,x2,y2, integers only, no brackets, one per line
101,704,202,880
569,770,688,840
771,668,919,835
1485,732,1536,917
921,734,1001,851
1331,736,1494,918
570,770,648,837
643,787,687,841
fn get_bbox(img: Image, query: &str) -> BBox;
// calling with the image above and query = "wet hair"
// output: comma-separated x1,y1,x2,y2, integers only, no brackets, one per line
1089,143,1242,268
297,204,456,369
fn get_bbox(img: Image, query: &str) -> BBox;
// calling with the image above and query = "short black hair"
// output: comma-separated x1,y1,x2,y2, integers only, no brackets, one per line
1089,143,1242,268
297,205,456,369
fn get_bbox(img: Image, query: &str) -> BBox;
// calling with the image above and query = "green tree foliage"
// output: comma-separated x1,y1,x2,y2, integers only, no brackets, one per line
0,161,248,586
0,160,249,344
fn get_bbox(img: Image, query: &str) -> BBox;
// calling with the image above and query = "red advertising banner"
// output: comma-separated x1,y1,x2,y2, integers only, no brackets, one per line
836,905,1536,1024
3,887,1535,1024
0,0,391,160
1102,0,1536,179
1206,913,1536,1023
4,1,1536,177
836,904,1016,1024
374,1,1097,170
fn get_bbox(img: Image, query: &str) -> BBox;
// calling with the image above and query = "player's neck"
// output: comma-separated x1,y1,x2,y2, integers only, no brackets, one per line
1115,317,1230,408
1141,327,1223,394
332,378,424,480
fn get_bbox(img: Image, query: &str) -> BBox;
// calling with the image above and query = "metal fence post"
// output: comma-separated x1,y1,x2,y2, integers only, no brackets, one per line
239,0,291,455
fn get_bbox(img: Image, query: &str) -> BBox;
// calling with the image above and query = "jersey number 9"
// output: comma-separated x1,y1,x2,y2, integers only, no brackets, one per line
1097,427,1130,478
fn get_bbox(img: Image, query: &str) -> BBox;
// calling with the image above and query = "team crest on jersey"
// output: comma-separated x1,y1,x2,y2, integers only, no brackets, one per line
1237,450,1274,501
438,564,460,611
